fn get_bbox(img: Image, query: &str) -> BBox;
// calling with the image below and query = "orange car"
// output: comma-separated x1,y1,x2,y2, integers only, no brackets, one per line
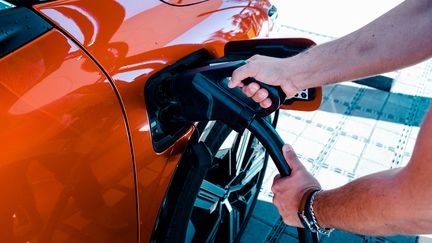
0,0,320,242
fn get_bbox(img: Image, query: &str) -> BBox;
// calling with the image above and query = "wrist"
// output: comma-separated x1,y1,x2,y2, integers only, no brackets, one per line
280,58,305,97
282,55,316,92
298,188,334,235
313,189,334,229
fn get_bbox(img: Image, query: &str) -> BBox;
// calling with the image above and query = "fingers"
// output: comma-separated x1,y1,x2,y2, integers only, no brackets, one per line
241,82,260,97
229,55,263,88
241,83,273,108
240,82,273,108
272,144,300,194
230,54,302,100
253,88,269,103
282,144,304,171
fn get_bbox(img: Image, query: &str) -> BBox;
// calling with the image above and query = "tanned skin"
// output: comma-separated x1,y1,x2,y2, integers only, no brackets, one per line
229,0,432,235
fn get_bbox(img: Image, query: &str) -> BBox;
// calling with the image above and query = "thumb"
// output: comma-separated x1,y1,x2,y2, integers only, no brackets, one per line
282,144,304,171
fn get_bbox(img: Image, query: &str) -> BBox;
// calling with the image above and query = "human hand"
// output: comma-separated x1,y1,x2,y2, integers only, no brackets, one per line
272,144,321,227
228,55,301,108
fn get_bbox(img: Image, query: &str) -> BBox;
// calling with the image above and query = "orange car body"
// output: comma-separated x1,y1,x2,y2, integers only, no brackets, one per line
0,0,273,242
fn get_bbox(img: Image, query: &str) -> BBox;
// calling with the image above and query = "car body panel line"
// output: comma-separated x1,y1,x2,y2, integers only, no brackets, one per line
27,6,141,242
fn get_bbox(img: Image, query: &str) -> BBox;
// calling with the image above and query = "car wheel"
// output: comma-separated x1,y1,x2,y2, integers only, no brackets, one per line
158,116,274,243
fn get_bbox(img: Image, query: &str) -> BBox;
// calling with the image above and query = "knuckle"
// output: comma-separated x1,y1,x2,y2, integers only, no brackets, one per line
271,184,279,193
249,54,261,61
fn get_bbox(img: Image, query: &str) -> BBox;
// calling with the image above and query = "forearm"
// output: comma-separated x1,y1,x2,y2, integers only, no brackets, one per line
288,0,432,90
313,167,431,235
270,110,432,235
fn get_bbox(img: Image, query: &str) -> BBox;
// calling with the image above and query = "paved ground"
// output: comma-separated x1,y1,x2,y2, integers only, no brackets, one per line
241,0,432,242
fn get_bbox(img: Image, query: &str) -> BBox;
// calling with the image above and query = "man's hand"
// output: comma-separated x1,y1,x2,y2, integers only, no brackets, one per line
228,55,301,108
272,144,321,227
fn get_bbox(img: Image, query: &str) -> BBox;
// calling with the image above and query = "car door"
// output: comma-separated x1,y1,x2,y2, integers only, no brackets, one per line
0,4,137,242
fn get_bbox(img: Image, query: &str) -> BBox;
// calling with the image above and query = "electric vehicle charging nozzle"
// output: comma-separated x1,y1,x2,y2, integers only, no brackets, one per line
165,60,286,131
158,60,292,176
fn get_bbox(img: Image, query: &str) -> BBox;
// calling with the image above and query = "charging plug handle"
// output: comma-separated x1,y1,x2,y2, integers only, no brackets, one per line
180,60,286,116
171,60,290,175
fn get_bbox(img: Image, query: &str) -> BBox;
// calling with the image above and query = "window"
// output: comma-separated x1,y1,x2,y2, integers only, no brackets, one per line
0,0,15,11
0,4,52,57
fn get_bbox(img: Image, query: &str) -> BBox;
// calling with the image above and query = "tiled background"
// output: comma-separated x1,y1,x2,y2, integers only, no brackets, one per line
241,0,432,242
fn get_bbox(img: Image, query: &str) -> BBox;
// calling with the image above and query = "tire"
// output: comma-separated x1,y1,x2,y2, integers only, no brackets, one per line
158,117,272,243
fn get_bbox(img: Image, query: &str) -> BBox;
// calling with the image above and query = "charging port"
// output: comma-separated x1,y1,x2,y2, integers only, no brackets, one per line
145,49,212,153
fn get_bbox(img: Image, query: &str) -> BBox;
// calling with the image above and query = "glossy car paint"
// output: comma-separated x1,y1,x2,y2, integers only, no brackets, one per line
15,0,274,241
0,30,137,242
